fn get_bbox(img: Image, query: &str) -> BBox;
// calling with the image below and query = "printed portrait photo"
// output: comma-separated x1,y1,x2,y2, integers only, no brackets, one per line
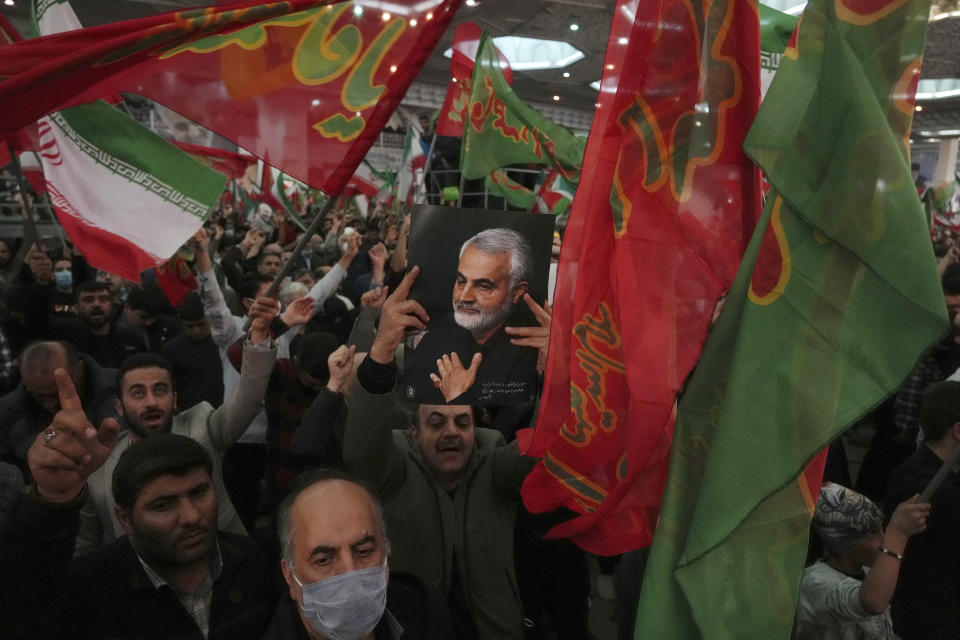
402,205,554,405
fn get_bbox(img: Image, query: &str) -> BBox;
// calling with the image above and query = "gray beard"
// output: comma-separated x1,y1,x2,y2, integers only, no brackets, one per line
453,300,513,336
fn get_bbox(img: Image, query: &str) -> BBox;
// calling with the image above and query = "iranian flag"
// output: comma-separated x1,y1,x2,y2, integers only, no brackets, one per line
39,101,225,282
396,108,425,206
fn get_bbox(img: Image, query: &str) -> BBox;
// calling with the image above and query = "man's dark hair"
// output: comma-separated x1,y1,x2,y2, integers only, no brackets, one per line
125,285,168,316
176,292,205,322
75,280,111,302
116,353,176,394
20,340,80,376
112,433,213,513
295,331,340,379
237,273,273,301
920,381,960,442
258,250,282,266
943,265,960,296
276,468,389,568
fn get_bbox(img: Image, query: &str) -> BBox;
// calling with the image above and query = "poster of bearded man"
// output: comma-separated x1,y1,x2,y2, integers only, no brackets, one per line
403,205,553,406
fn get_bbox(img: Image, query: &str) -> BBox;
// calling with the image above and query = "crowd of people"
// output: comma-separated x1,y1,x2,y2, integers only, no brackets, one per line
0,190,958,640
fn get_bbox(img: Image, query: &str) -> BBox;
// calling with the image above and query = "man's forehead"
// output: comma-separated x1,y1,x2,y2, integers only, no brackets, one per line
136,468,211,503
291,481,382,548
80,290,110,300
458,247,510,273
123,366,172,389
419,404,473,420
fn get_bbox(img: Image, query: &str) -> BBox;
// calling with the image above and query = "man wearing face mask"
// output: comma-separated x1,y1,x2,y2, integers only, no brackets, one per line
266,469,455,640
51,258,77,316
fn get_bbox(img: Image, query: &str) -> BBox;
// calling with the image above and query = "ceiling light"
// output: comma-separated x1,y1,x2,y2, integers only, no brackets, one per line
409,18,418,26
465,0,477,6
606,64,614,70
311,99,320,106
3,0,13,5
353,5,362,16
569,24,580,31
426,11,433,20
618,37,629,45
553,95,560,101
915,105,923,111
562,72,570,78
915,78,960,100
445,36,585,71
590,80,601,90
390,65,397,73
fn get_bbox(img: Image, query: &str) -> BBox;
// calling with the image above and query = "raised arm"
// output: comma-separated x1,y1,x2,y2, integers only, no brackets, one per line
193,228,243,349
343,267,429,495
205,297,278,452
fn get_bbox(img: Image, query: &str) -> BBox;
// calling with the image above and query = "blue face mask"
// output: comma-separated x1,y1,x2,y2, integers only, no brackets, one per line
293,563,388,640
53,271,72,289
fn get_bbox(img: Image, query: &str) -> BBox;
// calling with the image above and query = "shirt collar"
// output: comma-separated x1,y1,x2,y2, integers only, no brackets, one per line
136,541,223,592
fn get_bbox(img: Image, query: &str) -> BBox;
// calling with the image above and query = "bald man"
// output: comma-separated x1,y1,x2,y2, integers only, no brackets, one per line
0,340,116,477
267,469,455,640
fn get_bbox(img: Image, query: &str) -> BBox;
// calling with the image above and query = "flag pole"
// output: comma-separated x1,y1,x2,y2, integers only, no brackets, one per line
919,444,960,502
7,144,41,260
241,194,338,331
421,130,439,205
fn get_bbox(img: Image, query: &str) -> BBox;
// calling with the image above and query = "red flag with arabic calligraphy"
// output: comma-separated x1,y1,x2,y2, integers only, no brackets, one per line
0,0,461,195
519,0,763,554
435,21,512,137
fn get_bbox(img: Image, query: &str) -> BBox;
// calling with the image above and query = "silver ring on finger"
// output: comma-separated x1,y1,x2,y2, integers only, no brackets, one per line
41,428,57,445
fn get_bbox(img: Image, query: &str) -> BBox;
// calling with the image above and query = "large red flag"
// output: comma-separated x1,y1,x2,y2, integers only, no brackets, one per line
434,21,511,137
172,141,255,180
0,0,461,195
0,13,22,44
519,0,763,554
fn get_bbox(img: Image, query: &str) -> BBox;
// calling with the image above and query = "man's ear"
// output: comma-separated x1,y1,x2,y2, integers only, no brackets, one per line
280,560,299,601
511,281,529,304
114,397,124,418
950,421,960,441
115,505,134,536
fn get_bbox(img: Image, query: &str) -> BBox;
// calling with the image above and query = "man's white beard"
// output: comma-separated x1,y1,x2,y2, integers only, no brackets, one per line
454,299,514,336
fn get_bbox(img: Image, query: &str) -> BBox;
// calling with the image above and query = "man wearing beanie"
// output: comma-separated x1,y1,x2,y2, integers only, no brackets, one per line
885,380,960,639
794,483,929,640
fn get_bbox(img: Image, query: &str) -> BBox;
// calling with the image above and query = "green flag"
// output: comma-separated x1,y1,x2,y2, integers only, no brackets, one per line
485,170,536,209
633,0,945,637
460,33,585,181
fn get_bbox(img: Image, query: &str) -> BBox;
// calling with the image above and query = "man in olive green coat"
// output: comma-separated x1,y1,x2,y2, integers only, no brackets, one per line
341,267,540,640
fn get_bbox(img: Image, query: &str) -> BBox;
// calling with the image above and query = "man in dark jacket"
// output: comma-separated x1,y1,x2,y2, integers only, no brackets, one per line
885,380,960,639
338,268,539,640
0,385,273,640
0,340,116,478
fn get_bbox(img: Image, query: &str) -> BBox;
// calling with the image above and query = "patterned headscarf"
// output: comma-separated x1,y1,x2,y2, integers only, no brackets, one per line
812,482,883,555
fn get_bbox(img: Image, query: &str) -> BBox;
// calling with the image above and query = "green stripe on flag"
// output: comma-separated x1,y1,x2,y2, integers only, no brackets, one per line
55,101,225,217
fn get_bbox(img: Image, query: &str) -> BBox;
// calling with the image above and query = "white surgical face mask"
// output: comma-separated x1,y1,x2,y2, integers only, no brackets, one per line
293,563,388,640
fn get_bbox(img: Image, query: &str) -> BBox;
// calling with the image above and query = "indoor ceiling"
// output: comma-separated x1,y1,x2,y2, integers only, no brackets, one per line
1,0,958,138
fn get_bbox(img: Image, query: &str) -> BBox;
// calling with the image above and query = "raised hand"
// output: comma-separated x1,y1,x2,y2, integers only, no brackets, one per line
369,266,429,364
368,242,388,270
280,296,316,328
360,286,389,310
430,352,482,403
886,495,932,543
327,344,357,394
28,369,120,503
248,296,280,343
505,294,553,375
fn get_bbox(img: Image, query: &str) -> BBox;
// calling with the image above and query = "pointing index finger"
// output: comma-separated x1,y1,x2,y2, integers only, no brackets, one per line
392,266,420,301
54,368,82,412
